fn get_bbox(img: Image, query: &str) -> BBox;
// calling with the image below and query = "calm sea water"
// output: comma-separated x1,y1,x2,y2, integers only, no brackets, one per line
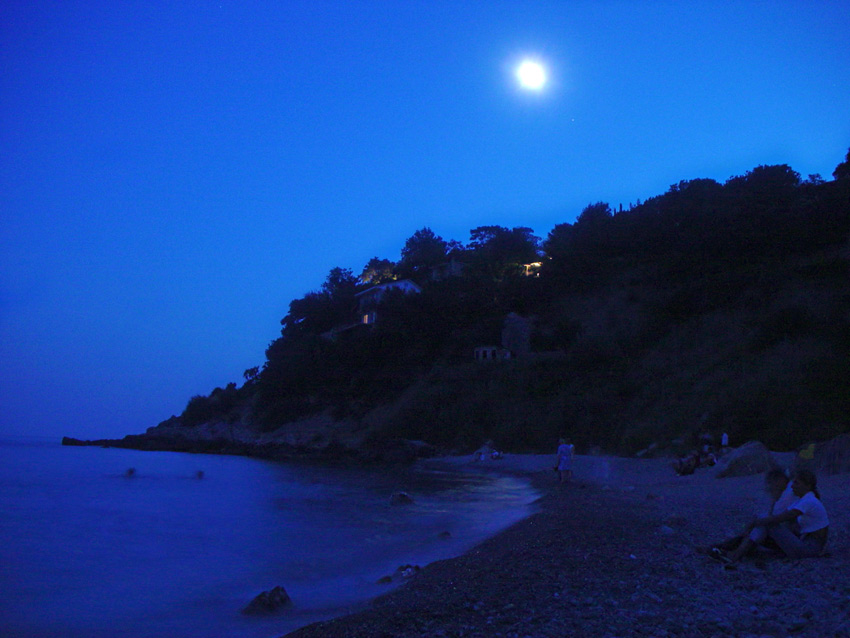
0,438,538,638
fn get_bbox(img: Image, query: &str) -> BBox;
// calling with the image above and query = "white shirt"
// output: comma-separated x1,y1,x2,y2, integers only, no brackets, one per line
792,491,829,534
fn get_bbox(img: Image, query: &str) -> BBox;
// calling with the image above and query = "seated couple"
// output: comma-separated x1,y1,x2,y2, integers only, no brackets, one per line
712,468,829,563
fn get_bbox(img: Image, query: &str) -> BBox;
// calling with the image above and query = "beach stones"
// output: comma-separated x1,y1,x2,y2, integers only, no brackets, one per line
714,441,779,478
241,586,293,615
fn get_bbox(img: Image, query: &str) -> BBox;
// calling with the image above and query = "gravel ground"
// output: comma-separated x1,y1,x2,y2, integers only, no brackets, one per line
283,453,850,638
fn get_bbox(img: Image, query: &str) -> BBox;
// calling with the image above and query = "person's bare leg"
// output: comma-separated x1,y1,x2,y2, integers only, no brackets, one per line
727,537,755,562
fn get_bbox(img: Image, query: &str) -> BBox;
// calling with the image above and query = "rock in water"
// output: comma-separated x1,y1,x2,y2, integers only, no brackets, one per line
242,586,293,615
389,491,415,506
714,441,779,478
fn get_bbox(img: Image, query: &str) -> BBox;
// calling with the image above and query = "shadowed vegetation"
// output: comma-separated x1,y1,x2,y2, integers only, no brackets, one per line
171,152,850,454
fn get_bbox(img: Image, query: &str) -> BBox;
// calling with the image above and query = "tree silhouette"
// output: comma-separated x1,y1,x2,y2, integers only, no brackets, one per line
359,257,396,285
575,201,613,226
280,267,359,338
834,148,850,181
467,226,541,280
398,227,449,278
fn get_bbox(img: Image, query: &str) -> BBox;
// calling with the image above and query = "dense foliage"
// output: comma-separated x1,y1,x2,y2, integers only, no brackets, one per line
176,152,850,454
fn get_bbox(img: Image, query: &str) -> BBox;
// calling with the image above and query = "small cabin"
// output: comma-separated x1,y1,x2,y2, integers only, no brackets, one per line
474,346,512,362
355,279,422,325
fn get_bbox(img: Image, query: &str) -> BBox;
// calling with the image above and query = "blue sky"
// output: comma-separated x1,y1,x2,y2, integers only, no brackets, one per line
2,1,848,440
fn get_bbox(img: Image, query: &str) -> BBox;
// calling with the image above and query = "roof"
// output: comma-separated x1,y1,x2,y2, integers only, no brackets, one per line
355,279,422,298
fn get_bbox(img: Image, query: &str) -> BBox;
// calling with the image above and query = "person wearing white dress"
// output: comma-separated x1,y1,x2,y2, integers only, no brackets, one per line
555,438,574,483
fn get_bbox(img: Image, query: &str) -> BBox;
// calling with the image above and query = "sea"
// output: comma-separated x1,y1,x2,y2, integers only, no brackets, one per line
0,437,539,638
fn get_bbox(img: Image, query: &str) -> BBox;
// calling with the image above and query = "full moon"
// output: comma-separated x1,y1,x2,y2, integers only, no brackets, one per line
516,60,546,90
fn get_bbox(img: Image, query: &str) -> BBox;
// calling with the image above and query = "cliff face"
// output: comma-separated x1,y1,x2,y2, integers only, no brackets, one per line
145,411,365,449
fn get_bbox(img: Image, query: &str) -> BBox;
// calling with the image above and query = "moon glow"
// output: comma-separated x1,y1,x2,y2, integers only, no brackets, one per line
516,60,547,90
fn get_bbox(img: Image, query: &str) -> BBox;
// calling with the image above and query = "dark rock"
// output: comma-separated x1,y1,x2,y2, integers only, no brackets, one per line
814,433,850,474
377,564,421,584
636,442,659,458
389,491,415,506
363,438,438,464
714,441,779,478
241,586,292,615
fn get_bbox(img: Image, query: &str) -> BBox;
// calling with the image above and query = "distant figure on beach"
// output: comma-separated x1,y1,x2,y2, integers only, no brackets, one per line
673,447,716,476
721,432,729,448
555,438,574,483
712,468,795,561
718,469,829,563
673,452,698,476
473,440,501,462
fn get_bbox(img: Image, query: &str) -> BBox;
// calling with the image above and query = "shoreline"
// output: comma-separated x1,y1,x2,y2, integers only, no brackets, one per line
282,452,850,638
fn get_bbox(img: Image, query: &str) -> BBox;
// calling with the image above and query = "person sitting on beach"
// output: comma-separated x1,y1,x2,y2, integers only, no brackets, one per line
715,468,796,562
555,438,574,483
696,447,716,468
473,440,495,462
725,469,828,562
673,452,698,476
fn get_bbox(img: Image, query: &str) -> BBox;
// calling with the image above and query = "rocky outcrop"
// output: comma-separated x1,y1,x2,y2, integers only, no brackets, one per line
242,586,292,615
63,404,444,467
389,491,415,506
62,427,439,467
360,438,438,464
714,441,779,478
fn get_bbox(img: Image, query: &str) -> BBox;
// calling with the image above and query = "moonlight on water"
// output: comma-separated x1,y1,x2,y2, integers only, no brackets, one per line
516,59,547,90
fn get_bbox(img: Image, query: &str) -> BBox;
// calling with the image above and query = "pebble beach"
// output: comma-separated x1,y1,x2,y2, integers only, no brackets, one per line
284,452,850,638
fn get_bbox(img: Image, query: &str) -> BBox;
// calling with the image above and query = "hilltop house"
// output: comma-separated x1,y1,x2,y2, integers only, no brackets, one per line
474,345,512,361
474,312,532,361
356,279,422,325
522,261,543,277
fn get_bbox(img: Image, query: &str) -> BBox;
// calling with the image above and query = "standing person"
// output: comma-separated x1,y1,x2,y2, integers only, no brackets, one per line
555,438,574,483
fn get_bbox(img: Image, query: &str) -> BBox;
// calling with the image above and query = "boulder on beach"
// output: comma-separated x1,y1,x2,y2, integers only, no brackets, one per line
714,441,779,478
377,564,421,585
241,586,293,615
815,433,850,475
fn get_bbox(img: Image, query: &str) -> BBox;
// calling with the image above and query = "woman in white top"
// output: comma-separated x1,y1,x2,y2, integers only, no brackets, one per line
722,468,796,562
745,469,829,559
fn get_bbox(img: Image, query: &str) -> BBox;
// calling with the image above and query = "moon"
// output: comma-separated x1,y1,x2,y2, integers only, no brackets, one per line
516,59,547,90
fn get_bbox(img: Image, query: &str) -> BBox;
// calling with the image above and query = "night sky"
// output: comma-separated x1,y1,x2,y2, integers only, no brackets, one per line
2,1,848,440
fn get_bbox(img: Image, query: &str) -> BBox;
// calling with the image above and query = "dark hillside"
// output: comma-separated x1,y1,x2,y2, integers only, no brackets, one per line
169,154,850,455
